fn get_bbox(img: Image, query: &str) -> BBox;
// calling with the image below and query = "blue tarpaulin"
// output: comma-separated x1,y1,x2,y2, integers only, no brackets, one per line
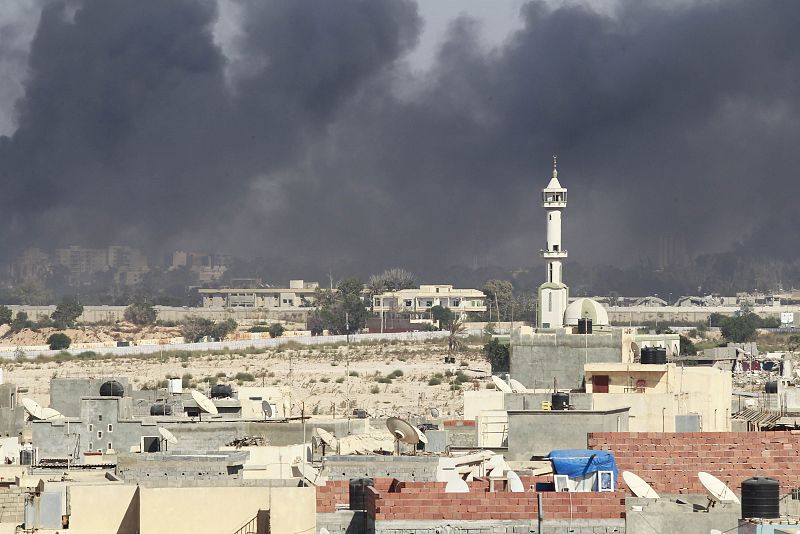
547,449,618,486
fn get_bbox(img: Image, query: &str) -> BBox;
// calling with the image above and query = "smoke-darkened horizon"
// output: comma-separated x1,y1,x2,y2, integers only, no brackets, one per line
1,0,799,279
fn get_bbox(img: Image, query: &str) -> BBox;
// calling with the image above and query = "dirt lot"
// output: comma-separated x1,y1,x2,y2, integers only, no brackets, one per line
2,338,491,419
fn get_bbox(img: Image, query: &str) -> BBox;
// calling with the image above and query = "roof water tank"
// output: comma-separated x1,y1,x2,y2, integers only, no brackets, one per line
99,380,124,397
150,404,173,416
167,378,183,395
741,477,779,519
349,478,374,511
551,392,570,411
765,381,779,394
210,384,233,399
577,318,593,335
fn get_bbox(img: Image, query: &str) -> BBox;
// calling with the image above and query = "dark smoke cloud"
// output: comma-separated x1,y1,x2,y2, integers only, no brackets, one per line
1,0,799,281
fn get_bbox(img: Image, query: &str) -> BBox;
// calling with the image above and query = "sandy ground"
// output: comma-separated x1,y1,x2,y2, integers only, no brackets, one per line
2,339,490,419
0,324,183,347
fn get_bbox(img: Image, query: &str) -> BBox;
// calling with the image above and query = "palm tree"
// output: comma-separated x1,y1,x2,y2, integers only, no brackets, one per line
448,316,466,355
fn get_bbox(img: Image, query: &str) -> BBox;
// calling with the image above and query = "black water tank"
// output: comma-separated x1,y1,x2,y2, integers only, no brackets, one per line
552,392,570,411
741,477,780,519
99,380,124,397
349,478,374,511
150,404,173,416
641,347,667,364
210,384,233,399
577,318,593,334
19,449,33,465
766,381,779,394
640,347,655,364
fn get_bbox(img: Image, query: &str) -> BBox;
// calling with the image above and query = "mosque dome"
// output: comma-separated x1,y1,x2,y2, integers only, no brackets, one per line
564,298,609,326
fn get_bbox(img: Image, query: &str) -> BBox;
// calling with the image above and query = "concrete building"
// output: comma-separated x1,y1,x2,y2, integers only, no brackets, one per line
199,279,320,308
371,284,487,318
0,382,23,438
585,362,732,431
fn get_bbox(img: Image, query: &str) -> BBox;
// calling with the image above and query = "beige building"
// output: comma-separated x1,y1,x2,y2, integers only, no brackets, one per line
200,280,320,309
585,362,732,432
372,284,487,318
24,480,315,534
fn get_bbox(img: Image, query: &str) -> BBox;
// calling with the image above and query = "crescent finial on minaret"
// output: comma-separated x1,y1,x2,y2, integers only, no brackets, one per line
552,155,558,178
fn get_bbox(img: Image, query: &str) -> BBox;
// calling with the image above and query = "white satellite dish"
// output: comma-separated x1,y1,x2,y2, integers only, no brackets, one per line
445,478,470,493
622,471,660,499
262,401,274,419
509,378,527,393
296,463,321,486
21,398,44,420
485,454,508,474
191,390,218,420
413,425,429,445
430,407,440,418
316,428,339,451
387,417,420,454
506,470,525,493
491,375,512,393
698,472,740,504
320,529,330,534
158,427,178,445
40,407,64,420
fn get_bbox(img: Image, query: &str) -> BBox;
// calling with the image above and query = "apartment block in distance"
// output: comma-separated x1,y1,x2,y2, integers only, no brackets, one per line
372,284,487,318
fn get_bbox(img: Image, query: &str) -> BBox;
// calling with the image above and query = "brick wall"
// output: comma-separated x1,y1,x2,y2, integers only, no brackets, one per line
362,478,626,521
588,431,800,495
316,479,350,512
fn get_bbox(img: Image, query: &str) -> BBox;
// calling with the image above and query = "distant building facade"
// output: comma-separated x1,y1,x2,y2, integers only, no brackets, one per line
371,284,487,318
199,280,320,309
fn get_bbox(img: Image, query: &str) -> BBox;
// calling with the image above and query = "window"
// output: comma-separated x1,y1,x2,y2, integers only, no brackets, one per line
88,442,93,451
404,299,412,307
98,415,103,422
97,431,103,439
108,424,113,432
593,375,610,393
548,293,552,312
107,442,113,450
88,424,93,432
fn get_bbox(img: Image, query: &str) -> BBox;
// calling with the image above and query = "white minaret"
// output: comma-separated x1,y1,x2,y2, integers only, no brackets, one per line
538,156,569,329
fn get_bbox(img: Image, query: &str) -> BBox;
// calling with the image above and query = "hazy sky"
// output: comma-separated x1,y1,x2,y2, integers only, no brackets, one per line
0,0,796,277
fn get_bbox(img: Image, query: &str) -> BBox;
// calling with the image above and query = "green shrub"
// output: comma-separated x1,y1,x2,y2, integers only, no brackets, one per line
370,385,381,394
428,376,442,386
47,333,71,350
234,372,255,382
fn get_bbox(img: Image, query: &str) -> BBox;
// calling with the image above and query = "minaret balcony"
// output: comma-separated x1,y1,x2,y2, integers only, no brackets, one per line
542,200,567,209
541,249,568,258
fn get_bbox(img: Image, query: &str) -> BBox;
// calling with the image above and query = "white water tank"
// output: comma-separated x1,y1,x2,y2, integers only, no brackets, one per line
167,377,182,394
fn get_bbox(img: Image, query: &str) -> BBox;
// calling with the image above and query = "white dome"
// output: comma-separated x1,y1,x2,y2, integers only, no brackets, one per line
564,298,609,326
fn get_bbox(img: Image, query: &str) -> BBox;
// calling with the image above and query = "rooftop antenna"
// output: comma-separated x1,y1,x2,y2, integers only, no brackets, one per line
698,472,740,509
191,390,218,422
491,375,512,393
622,471,660,499
386,417,420,455
158,427,178,452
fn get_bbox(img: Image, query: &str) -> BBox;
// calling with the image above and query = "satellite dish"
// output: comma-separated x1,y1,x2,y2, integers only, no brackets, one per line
387,417,420,454
262,401,274,419
296,463,321,486
506,470,525,493
699,472,740,504
21,398,44,420
485,454,508,474
158,427,178,445
622,471,660,499
414,425,428,445
445,478,470,493
315,428,339,451
430,407,440,418
491,375,512,393
191,390,218,420
509,378,527,393
320,529,331,534
40,407,64,420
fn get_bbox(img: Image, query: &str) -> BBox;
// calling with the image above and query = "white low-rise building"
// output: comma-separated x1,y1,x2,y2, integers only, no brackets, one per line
372,284,487,318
